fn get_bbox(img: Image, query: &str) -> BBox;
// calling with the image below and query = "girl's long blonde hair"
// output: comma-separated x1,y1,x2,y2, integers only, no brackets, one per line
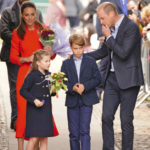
31,50,50,72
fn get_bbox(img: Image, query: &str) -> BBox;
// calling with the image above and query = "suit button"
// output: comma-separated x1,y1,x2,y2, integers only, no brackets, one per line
43,94,46,97
46,94,49,97
41,76,44,79
42,85,45,88
46,85,48,87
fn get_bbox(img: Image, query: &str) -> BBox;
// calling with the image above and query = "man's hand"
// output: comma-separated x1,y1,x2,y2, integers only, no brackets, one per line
34,99,44,107
102,25,111,38
99,36,105,44
67,54,72,59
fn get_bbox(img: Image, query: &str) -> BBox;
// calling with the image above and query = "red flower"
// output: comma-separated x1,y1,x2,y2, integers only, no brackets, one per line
59,80,62,82
48,30,54,34
40,27,55,40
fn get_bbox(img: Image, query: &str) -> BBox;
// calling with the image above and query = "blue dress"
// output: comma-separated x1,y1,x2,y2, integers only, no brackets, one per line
20,70,58,137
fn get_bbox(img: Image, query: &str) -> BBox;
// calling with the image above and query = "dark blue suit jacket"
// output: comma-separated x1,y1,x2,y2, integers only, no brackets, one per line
88,16,144,89
61,54,101,107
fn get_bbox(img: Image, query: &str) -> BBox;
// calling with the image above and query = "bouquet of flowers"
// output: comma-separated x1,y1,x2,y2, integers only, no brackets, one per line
40,26,56,47
45,72,68,97
49,23,72,58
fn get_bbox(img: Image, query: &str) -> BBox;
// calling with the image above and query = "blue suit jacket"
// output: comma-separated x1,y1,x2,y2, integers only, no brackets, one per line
88,16,144,89
61,54,101,107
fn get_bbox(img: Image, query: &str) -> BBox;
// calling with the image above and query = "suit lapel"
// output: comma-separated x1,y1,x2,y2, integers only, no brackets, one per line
79,55,86,82
116,16,128,40
70,56,78,82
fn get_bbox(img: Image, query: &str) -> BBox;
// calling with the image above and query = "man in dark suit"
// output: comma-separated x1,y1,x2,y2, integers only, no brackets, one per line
88,2,144,150
0,0,43,131
96,0,128,98
61,34,101,150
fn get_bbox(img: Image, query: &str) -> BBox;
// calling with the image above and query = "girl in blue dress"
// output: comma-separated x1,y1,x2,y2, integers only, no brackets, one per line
20,49,58,150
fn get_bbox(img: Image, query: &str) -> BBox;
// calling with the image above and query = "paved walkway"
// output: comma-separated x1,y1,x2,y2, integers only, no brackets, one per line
0,85,9,150
0,55,103,150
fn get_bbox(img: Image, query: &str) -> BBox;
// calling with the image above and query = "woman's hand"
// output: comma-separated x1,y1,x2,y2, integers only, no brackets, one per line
44,46,55,58
20,55,33,64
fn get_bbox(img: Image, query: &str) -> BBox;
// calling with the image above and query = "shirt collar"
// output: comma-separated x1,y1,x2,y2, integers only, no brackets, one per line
73,55,83,61
115,14,124,30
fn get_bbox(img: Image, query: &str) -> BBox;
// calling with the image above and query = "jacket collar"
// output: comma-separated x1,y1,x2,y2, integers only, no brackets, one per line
34,70,50,76
116,15,128,39
70,53,86,60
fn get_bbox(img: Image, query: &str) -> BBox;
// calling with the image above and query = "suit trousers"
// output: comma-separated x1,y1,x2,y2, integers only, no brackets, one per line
67,99,93,150
102,72,140,150
6,62,19,125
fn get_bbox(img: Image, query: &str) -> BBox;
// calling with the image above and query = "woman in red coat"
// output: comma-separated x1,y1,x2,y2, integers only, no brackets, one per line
10,2,58,150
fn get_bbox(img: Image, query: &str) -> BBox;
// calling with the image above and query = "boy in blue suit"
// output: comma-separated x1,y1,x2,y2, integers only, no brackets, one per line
61,34,101,150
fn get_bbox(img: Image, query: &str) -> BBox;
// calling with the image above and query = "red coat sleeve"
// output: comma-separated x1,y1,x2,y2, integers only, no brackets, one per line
10,29,22,65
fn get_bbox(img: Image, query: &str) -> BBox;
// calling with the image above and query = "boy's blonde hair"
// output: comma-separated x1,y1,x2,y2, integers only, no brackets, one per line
31,49,50,72
69,34,85,47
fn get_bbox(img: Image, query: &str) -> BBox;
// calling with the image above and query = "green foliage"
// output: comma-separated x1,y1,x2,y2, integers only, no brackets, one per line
49,72,68,95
